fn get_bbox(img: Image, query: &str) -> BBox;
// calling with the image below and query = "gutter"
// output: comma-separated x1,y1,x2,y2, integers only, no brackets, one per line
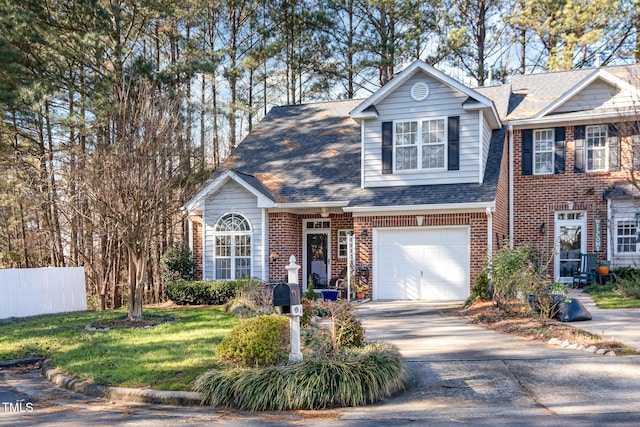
509,123,514,249
344,201,495,216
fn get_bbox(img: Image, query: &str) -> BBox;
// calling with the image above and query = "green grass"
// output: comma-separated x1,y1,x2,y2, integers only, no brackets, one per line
583,284,640,309
0,307,238,391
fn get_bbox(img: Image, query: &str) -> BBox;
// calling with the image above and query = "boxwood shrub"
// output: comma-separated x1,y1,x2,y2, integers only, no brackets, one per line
165,280,238,305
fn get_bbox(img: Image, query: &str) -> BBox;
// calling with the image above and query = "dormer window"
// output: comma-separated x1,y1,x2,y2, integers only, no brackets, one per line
395,118,446,171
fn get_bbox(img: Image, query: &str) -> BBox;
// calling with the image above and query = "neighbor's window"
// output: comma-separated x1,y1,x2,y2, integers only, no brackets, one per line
214,213,251,280
337,229,352,258
534,129,554,174
616,220,636,253
586,125,608,171
395,118,446,171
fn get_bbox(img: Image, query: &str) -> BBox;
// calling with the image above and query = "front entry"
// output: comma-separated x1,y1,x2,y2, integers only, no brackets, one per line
303,220,331,291
555,211,587,283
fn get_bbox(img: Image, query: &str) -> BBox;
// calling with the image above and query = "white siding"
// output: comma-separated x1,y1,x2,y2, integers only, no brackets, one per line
363,73,481,187
555,79,625,113
203,180,265,280
609,199,640,268
481,112,493,183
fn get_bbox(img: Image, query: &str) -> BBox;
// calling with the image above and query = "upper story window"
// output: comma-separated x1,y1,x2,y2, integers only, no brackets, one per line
395,118,446,171
586,125,608,171
534,129,554,174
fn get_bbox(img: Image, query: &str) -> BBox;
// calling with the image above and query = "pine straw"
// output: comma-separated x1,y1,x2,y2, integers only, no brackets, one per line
455,301,636,354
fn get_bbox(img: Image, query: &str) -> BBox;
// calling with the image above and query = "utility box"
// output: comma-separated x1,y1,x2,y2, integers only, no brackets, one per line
273,283,301,315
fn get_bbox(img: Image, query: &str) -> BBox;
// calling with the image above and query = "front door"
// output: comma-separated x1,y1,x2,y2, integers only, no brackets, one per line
555,211,587,282
305,233,329,290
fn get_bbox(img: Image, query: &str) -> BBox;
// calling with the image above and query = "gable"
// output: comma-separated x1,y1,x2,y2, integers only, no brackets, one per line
553,78,622,114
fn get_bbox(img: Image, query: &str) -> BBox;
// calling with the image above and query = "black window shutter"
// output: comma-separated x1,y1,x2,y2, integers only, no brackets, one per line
574,125,585,173
381,121,393,174
522,129,533,175
554,127,566,174
447,116,460,171
608,123,620,171
633,124,640,170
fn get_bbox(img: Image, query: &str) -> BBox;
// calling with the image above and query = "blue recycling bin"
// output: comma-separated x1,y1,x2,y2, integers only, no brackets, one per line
320,289,339,302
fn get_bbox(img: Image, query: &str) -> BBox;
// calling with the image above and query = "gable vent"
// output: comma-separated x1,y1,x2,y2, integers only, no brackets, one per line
411,82,429,101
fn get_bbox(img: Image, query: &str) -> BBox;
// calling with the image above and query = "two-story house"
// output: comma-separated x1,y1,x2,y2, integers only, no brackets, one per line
184,60,640,300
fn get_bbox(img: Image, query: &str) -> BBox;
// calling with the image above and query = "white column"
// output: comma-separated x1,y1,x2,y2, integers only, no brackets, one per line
285,255,302,363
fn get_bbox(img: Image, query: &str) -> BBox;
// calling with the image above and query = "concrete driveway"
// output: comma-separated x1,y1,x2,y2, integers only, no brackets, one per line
349,299,640,425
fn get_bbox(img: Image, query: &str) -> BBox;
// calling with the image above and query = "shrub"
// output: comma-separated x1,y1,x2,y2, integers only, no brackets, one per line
618,276,640,299
465,268,491,307
490,244,541,312
194,342,406,410
304,278,319,301
613,266,640,282
216,314,290,367
161,243,195,284
165,280,238,305
225,279,275,318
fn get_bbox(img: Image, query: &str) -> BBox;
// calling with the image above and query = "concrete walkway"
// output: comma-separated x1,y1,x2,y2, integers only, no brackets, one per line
567,289,640,352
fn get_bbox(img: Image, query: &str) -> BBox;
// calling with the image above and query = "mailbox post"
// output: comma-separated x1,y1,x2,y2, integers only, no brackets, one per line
272,255,303,362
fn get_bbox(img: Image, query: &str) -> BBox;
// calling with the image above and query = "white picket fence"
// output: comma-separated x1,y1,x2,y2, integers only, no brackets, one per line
0,267,87,319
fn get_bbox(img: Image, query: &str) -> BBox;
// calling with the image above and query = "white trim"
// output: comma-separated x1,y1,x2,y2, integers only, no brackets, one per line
261,208,267,281
508,110,639,129
607,198,612,263
535,69,640,118
478,110,484,183
509,124,514,249
486,207,493,262
273,201,350,209
350,60,501,128
532,128,555,175
202,202,207,279
345,201,494,216
302,222,331,292
360,120,366,189
184,170,275,211
393,117,448,173
554,211,587,283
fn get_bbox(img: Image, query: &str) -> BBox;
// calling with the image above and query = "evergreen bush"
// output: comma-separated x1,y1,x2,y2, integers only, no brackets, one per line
216,314,290,367
161,243,195,284
165,280,238,305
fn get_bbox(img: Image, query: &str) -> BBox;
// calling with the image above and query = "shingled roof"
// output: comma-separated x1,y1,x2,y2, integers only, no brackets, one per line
190,62,640,210
196,98,505,209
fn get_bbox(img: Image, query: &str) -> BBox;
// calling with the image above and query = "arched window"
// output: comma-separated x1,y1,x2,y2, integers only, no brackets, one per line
214,213,252,280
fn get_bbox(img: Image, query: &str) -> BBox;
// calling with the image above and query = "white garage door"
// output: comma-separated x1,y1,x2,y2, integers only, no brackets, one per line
374,227,470,300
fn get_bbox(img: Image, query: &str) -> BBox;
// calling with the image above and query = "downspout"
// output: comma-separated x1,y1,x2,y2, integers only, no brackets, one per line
202,204,207,280
360,120,366,189
262,208,267,281
606,199,612,265
508,123,514,249
486,206,493,263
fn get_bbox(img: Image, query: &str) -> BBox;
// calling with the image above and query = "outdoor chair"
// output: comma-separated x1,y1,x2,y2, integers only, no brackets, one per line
572,253,598,288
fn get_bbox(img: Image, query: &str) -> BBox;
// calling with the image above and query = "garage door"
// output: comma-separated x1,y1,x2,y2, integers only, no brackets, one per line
374,227,469,300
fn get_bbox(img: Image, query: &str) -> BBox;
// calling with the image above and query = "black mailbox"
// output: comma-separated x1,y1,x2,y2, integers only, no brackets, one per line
273,283,301,314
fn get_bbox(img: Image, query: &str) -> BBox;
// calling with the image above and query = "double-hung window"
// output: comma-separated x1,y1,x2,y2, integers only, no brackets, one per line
586,125,608,171
533,129,554,174
395,118,446,171
616,220,637,253
214,213,252,280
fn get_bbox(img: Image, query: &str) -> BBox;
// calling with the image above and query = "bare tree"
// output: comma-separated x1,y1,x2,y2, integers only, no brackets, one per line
82,78,185,321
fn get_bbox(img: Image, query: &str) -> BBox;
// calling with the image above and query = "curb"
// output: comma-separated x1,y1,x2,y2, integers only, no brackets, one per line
0,357,44,368
40,360,204,406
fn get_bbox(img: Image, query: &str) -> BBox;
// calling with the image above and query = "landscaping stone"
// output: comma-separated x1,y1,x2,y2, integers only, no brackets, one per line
560,340,570,348
606,351,617,357
596,348,608,355
548,338,561,345
585,345,598,353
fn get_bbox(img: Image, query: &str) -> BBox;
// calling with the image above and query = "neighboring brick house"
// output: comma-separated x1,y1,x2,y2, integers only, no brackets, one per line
184,60,640,300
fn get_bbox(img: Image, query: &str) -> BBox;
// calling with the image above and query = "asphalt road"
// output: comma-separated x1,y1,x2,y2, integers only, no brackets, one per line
3,301,640,426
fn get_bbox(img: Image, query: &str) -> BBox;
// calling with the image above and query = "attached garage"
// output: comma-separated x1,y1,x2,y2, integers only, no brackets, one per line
373,227,470,301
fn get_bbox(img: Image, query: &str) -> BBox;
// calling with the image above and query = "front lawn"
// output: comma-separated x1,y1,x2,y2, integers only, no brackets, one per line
583,283,640,309
0,307,238,391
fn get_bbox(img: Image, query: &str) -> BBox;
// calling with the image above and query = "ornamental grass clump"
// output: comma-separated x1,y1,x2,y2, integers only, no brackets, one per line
193,342,405,410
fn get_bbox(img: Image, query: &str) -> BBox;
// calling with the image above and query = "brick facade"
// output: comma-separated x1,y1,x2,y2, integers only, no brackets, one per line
192,219,203,280
513,125,636,278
